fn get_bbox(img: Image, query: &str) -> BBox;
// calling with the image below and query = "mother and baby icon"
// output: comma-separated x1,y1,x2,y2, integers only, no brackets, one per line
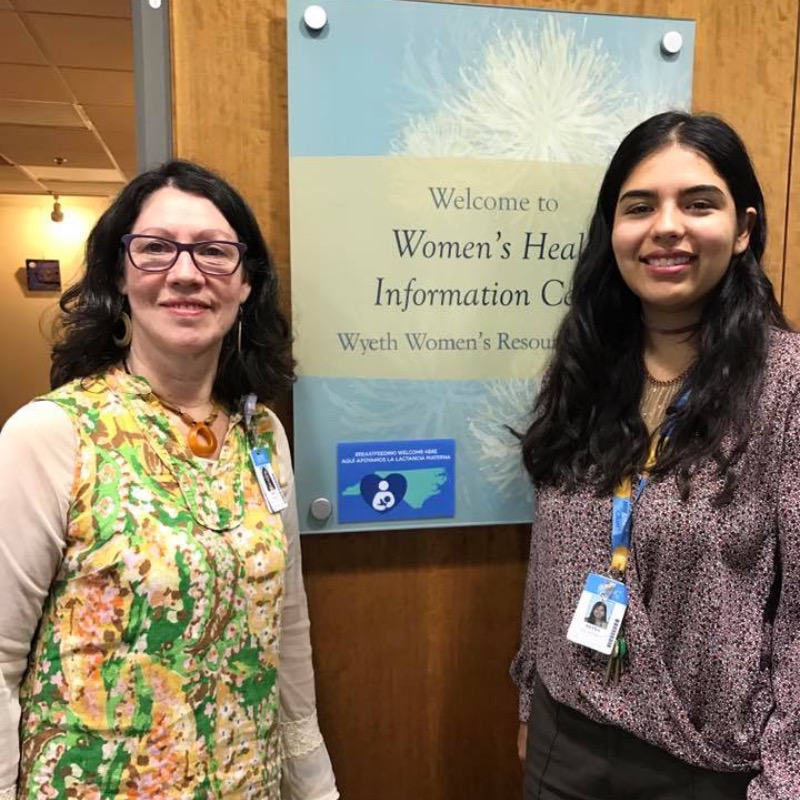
371,480,397,511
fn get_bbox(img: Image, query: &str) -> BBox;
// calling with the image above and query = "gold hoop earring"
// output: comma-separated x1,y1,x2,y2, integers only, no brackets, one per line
237,311,243,356
112,311,132,348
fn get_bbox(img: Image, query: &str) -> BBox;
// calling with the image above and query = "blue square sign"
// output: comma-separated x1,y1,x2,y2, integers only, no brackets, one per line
337,439,456,524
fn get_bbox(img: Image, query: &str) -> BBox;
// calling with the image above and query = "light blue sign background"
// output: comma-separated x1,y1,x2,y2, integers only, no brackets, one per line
289,0,695,158
288,0,695,533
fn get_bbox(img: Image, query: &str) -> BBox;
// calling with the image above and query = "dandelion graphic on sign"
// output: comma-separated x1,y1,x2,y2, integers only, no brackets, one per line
394,17,684,163
468,378,537,498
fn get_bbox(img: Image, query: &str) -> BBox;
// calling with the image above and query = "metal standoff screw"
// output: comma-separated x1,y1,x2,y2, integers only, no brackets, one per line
303,5,327,32
660,31,683,56
310,497,332,521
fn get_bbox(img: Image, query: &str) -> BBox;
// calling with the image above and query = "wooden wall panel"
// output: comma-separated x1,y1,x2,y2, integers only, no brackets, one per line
170,2,291,281
170,2,799,798
783,11,800,326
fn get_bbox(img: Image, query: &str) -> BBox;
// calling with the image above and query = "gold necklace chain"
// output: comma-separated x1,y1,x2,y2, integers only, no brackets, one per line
640,364,693,435
643,363,693,387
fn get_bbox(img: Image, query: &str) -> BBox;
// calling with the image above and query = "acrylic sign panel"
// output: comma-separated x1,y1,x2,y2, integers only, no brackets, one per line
288,0,694,532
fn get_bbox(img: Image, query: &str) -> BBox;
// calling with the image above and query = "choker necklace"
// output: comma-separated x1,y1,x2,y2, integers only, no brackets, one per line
122,362,220,457
644,321,701,336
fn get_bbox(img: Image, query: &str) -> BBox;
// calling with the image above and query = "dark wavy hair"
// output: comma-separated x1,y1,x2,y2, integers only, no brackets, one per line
521,111,788,503
50,160,295,405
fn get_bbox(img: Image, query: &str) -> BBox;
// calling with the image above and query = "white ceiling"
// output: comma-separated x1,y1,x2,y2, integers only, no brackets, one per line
0,0,135,198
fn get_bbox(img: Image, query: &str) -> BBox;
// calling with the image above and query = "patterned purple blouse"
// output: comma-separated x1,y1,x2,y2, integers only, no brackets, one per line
511,329,800,800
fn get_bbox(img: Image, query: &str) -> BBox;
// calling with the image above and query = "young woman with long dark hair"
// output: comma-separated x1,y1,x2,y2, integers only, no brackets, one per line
512,112,799,799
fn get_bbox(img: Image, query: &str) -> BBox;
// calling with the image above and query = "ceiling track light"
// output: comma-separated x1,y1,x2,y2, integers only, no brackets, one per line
50,193,63,223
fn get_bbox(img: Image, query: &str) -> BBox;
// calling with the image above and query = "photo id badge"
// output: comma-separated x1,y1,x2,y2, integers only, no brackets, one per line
250,447,288,513
566,573,628,656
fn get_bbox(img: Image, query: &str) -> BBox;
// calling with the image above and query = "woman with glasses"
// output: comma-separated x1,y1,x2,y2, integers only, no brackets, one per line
0,161,338,800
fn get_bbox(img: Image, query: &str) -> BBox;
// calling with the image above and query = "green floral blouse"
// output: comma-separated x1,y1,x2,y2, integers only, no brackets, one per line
19,368,287,800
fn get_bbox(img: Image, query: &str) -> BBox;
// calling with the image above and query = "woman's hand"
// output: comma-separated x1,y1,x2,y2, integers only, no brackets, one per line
517,722,528,764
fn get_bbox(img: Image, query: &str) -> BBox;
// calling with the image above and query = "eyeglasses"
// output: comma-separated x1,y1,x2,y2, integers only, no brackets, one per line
121,234,247,276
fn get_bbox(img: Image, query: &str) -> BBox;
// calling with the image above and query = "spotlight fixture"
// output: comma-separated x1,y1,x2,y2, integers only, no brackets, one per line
50,193,63,223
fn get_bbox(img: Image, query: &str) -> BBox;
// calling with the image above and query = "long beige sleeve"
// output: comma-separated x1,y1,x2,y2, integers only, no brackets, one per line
0,402,74,800
269,411,339,800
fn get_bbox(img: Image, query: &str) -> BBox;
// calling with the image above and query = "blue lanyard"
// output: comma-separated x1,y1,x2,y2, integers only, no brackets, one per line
610,388,689,570
611,474,648,554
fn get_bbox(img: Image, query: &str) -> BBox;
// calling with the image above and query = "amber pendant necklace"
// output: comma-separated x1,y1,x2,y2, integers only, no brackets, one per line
122,362,221,457
154,395,220,457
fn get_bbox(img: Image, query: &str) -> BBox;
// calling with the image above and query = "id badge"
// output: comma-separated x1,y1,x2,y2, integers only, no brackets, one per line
250,447,288,513
566,572,628,655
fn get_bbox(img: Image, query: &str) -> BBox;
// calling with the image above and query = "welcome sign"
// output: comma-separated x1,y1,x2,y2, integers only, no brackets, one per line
288,0,695,532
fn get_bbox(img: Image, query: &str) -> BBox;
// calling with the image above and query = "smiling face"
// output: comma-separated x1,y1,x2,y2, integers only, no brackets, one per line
611,144,755,324
120,186,251,363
